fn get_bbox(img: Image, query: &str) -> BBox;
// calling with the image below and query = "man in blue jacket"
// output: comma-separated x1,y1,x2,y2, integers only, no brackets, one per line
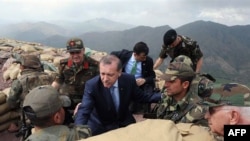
75,55,161,136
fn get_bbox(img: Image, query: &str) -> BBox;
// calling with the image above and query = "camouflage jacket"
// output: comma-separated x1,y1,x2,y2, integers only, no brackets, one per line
7,69,55,108
25,125,91,141
54,55,99,104
158,35,203,70
156,88,208,126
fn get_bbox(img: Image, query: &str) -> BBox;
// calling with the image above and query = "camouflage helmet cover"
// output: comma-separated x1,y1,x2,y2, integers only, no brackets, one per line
173,55,193,69
66,38,84,52
160,62,195,81
205,83,250,107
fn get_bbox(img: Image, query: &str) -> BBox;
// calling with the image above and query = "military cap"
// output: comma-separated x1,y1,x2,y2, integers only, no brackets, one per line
23,85,71,119
18,55,42,69
205,83,250,107
66,38,84,52
163,29,177,46
173,55,193,69
160,62,195,81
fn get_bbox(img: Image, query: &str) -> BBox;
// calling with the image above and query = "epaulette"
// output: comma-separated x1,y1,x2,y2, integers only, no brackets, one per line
180,35,197,47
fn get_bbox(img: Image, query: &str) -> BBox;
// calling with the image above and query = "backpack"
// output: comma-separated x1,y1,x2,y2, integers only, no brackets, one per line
18,71,55,100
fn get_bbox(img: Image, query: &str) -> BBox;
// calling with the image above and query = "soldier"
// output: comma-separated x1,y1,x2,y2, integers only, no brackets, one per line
7,55,55,108
51,38,99,123
204,83,250,140
7,55,55,132
173,55,215,98
153,29,203,73
156,61,208,126
23,85,91,140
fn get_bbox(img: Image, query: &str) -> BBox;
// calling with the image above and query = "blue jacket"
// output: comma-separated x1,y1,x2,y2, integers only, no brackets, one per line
74,73,161,135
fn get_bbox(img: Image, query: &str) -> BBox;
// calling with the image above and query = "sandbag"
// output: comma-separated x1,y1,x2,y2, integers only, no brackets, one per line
20,44,37,52
0,102,11,115
3,63,19,81
82,119,183,141
0,110,20,124
40,53,54,62
3,87,11,98
9,64,20,80
0,92,6,104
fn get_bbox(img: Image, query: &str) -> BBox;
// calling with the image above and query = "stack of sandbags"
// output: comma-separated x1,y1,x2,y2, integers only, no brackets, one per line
0,88,20,132
2,63,21,81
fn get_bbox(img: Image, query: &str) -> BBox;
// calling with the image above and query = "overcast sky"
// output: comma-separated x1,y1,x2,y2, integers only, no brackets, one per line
1,0,249,28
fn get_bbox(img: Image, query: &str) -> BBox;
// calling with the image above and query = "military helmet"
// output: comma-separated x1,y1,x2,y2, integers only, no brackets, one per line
18,55,42,69
173,55,193,69
163,29,177,46
66,38,84,52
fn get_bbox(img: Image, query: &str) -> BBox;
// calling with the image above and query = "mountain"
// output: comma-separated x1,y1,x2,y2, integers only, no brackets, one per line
0,18,135,41
0,20,250,84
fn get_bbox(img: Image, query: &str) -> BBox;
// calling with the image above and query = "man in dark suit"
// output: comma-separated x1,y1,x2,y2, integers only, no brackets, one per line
74,55,161,136
111,42,156,113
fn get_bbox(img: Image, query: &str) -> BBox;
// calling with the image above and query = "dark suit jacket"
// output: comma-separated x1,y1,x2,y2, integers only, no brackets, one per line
111,49,156,89
74,73,161,135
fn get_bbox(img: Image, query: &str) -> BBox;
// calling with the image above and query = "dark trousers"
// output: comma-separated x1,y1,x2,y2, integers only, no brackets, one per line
129,85,154,114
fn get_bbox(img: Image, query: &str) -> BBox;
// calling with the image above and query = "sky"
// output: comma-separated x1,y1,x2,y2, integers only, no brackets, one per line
1,0,250,28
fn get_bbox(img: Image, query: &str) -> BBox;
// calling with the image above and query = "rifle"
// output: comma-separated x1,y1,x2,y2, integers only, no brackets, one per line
15,109,32,141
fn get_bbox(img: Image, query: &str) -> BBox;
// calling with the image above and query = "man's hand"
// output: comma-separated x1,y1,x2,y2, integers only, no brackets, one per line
136,78,146,86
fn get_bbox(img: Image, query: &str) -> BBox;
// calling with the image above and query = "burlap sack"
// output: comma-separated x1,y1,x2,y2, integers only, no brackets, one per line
0,111,19,124
0,46,12,52
40,53,54,62
9,64,20,80
0,102,11,115
53,56,67,67
2,87,10,98
3,63,19,80
82,119,183,141
20,44,37,52
0,92,6,104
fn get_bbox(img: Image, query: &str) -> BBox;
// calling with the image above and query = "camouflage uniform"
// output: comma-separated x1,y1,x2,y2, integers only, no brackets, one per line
157,88,208,126
25,125,91,141
7,55,55,108
173,55,215,98
159,34,203,70
53,38,99,108
156,62,208,126
23,85,92,141
55,56,99,105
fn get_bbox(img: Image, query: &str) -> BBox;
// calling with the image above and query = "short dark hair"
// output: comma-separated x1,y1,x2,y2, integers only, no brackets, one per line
133,42,149,55
100,55,122,71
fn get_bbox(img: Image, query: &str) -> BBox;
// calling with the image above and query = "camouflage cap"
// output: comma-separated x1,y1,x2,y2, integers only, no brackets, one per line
173,55,193,69
66,38,84,52
163,29,177,46
18,55,42,69
205,83,250,107
160,62,195,81
23,85,71,119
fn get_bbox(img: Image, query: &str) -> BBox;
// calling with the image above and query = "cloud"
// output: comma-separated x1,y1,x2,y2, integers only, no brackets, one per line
0,0,249,27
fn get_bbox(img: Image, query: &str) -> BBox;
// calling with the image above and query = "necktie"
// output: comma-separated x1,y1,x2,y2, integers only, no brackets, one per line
110,86,119,112
130,61,137,75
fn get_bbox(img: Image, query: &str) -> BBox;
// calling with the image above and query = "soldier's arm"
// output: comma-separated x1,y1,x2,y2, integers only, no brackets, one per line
153,58,164,69
7,80,22,108
195,57,203,73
